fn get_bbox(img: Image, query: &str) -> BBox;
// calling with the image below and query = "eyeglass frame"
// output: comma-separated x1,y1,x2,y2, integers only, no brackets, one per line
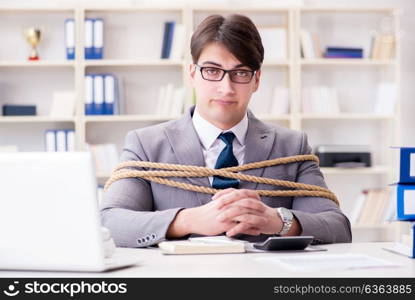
194,64,257,84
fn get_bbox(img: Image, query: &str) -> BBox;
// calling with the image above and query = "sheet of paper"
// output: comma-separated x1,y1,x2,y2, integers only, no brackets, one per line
254,253,402,272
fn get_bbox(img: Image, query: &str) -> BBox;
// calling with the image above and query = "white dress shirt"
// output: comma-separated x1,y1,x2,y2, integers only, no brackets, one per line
192,109,248,185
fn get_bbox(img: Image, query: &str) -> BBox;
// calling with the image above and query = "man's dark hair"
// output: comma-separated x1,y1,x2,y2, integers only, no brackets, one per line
190,14,264,71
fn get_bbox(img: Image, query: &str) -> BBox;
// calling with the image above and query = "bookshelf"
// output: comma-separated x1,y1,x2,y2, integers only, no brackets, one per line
0,3,401,242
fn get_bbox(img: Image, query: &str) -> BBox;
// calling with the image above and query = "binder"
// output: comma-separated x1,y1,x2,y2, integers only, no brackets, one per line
397,184,415,221
93,18,104,59
170,23,185,60
65,19,75,60
161,22,175,59
93,75,105,115
104,74,115,115
56,130,67,152
85,19,94,59
85,75,94,115
66,130,75,151
45,130,56,152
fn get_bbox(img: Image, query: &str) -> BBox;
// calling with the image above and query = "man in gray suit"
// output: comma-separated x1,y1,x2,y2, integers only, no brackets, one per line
101,14,352,248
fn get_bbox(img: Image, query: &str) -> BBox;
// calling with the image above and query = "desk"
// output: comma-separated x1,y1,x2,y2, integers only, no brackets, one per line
0,242,414,277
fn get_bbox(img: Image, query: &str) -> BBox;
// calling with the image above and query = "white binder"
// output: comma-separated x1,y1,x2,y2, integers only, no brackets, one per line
45,130,56,152
104,75,115,115
85,75,94,115
93,18,104,59
56,130,67,152
65,19,75,60
93,75,104,115
85,19,94,59
66,130,75,151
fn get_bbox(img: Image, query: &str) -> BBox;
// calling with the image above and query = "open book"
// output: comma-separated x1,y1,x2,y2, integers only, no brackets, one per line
158,236,246,255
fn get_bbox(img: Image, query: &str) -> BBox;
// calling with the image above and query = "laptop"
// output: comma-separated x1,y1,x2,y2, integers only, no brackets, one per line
0,152,138,272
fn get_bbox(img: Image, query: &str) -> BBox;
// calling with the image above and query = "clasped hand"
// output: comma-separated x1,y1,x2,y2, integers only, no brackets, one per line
192,188,283,237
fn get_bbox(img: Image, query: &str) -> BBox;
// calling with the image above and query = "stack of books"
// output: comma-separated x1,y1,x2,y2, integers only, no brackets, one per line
324,47,363,59
349,188,395,226
300,30,322,59
160,21,185,60
370,34,395,60
85,74,122,115
44,129,75,152
65,18,104,60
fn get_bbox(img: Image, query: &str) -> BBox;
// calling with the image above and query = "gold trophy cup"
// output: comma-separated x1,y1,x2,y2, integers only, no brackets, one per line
23,28,41,61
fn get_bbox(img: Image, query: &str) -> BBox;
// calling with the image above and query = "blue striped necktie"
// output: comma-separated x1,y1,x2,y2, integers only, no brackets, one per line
212,132,240,189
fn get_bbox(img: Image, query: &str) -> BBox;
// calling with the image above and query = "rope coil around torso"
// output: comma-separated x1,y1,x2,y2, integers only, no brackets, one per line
104,154,339,206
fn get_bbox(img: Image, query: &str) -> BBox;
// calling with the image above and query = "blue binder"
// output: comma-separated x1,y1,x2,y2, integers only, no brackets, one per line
397,147,415,183
397,184,415,220
161,22,175,59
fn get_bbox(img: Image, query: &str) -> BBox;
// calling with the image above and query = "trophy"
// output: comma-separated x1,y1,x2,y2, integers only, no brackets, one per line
23,28,41,61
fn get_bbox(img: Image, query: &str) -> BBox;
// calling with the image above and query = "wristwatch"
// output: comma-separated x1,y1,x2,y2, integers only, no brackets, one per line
276,207,294,236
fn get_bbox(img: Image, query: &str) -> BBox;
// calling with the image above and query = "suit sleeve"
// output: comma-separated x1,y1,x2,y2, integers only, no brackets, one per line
290,132,352,244
100,130,183,248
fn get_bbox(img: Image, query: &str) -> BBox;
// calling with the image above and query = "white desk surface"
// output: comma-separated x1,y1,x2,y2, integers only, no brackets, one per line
1,242,414,278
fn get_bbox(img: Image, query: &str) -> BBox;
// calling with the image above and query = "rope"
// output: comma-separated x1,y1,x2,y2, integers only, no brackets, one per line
104,154,339,206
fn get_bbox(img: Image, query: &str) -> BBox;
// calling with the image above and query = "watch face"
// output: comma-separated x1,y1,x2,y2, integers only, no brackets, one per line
280,207,293,221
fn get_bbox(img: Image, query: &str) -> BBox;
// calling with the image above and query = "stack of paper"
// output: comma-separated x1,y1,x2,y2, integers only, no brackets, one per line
158,236,245,255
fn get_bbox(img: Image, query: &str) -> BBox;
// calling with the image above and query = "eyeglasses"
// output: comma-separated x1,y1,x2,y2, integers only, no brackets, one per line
195,64,256,84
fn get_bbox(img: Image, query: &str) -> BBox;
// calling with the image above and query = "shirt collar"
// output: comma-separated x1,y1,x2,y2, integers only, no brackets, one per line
192,108,248,150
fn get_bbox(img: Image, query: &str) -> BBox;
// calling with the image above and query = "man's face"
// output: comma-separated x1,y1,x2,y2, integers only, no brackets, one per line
190,42,261,130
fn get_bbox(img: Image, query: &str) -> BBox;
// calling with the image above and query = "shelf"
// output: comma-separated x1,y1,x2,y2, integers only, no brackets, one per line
84,5,183,12
0,6,75,12
300,113,395,120
0,61,75,67
320,166,389,175
84,115,180,123
83,59,184,67
300,6,396,13
0,116,75,123
192,6,291,13
301,59,396,66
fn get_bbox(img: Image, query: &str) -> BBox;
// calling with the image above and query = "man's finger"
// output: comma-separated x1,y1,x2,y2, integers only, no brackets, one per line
216,189,260,209
226,222,261,237
220,198,266,213
211,188,236,200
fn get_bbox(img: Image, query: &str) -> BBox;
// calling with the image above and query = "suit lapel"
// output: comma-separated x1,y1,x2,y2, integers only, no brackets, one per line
164,107,211,205
241,111,275,190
